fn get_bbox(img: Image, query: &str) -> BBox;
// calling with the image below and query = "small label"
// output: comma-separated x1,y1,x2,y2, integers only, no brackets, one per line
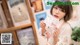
1,33,12,44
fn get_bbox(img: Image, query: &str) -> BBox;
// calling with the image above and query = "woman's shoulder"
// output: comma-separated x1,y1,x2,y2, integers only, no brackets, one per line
61,22,72,32
59,22,72,35
63,22,72,28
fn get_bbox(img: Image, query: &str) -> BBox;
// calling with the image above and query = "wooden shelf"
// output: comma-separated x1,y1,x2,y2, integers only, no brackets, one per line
0,0,39,45
0,23,32,33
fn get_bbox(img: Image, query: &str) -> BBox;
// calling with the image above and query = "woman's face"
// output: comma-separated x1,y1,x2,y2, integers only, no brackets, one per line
52,6,66,20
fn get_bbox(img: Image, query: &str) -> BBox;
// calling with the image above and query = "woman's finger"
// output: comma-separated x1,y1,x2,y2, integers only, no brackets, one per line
54,29,60,37
40,21,46,28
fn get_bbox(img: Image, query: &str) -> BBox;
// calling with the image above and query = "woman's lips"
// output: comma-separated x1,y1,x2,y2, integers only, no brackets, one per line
54,15,59,18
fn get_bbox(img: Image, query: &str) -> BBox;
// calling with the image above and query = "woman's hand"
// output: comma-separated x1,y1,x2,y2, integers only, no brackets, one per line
40,20,46,36
54,29,60,45
40,20,46,29
53,28,60,37
52,24,60,45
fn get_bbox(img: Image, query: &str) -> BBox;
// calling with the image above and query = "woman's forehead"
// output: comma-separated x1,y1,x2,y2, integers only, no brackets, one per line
54,5,66,10
53,5,62,9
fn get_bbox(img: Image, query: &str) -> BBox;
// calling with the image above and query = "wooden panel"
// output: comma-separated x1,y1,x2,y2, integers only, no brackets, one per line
0,0,39,45
31,22,39,45
12,31,19,45
0,23,32,33
25,0,35,22
25,0,39,45
2,0,14,27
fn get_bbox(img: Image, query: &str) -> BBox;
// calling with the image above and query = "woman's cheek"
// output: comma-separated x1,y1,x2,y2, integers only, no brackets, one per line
59,13,65,19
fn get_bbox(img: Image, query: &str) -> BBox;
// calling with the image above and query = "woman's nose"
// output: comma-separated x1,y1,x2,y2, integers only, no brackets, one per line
56,10,59,14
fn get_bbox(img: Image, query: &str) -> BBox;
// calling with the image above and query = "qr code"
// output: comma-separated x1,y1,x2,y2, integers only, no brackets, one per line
1,33,12,44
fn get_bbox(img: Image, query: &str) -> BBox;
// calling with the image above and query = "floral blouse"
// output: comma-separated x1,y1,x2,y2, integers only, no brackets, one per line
56,23,72,45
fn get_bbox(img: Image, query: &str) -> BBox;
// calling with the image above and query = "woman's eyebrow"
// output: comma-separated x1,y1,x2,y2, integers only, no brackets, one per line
53,6,58,9
54,6,61,9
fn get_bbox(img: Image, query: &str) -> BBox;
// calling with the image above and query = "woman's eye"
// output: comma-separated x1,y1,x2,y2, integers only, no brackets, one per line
54,7,58,9
61,9,65,12
53,6,65,12
53,6,58,9
58,8,65,12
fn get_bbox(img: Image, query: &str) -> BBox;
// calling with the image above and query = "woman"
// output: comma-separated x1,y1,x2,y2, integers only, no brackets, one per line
40,1,73,45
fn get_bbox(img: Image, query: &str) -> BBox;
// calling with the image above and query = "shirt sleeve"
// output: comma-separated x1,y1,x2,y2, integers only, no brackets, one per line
56,24,72,45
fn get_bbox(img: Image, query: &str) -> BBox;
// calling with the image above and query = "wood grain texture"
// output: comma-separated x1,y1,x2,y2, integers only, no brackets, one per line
2,0,14,28
0,23,32,33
